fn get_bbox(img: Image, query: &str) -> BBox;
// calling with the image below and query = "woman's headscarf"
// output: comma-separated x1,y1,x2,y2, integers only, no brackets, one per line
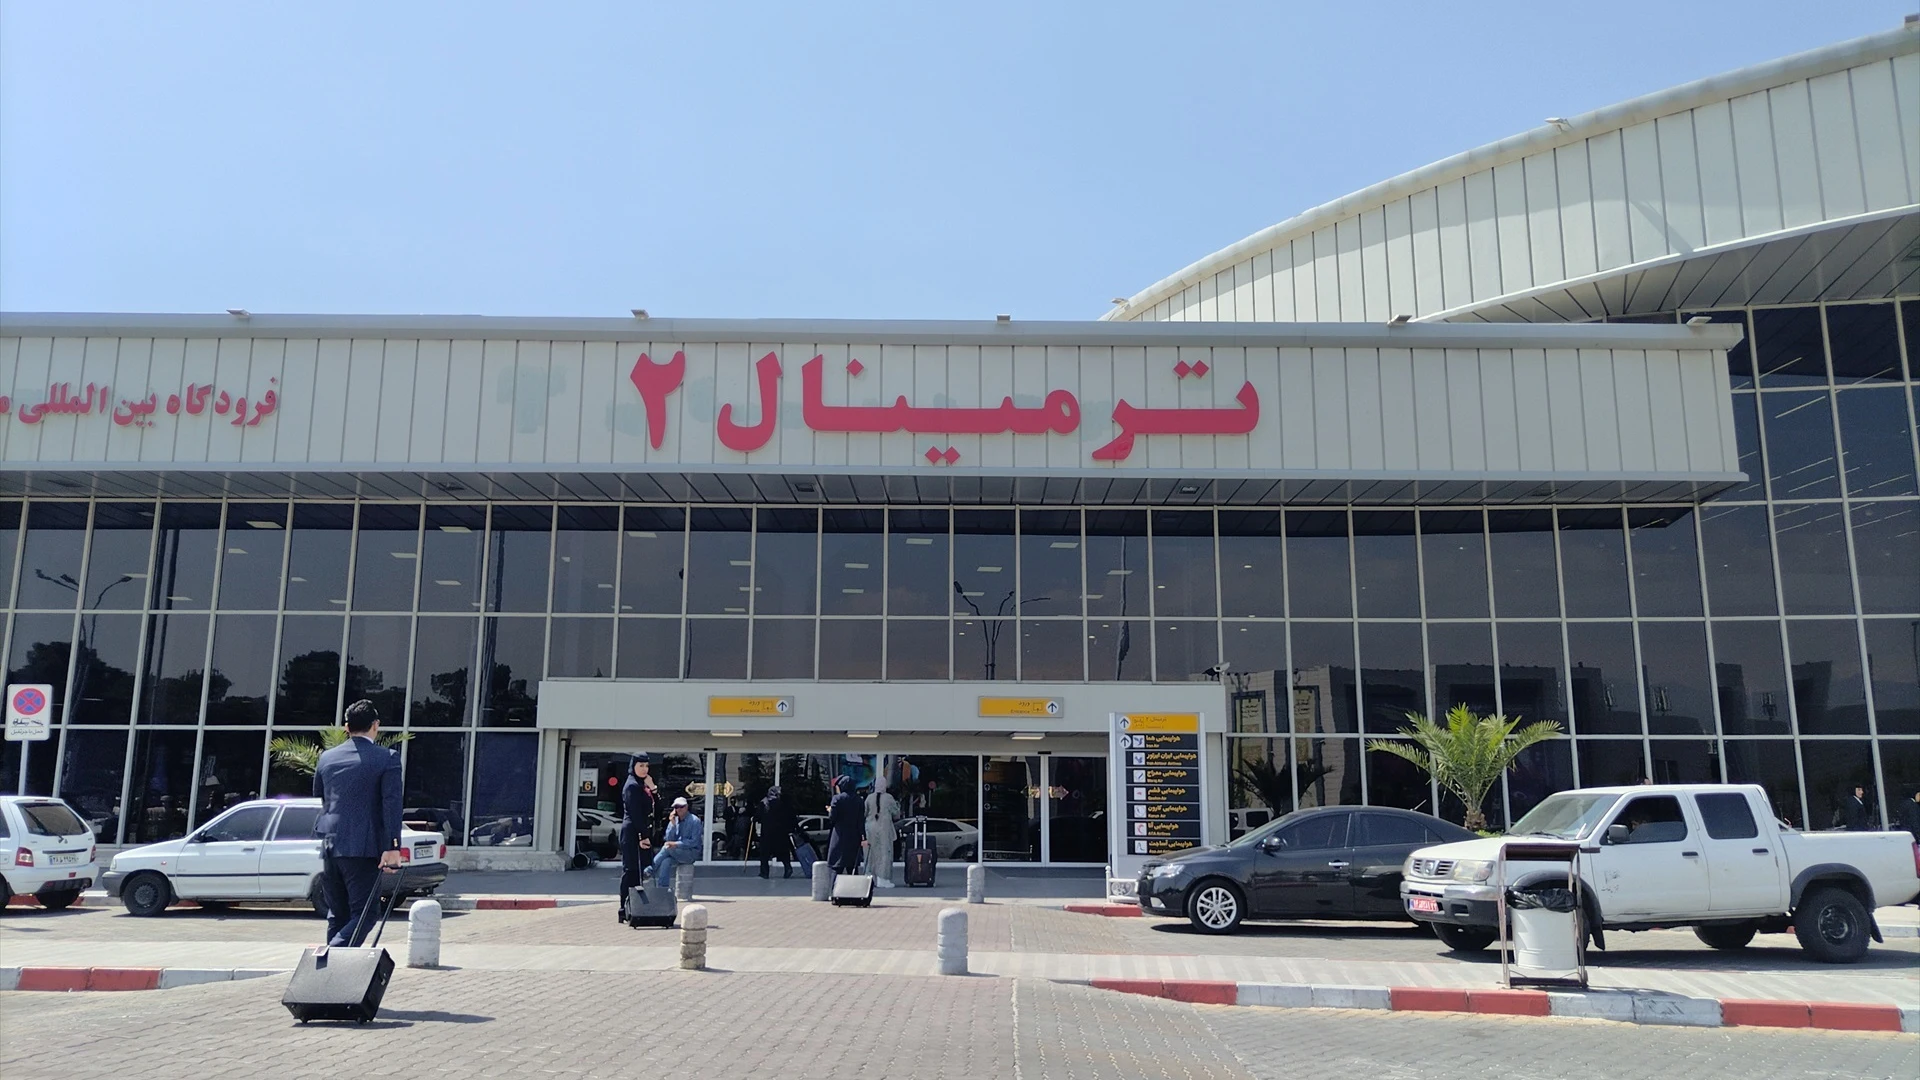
836,776,855,795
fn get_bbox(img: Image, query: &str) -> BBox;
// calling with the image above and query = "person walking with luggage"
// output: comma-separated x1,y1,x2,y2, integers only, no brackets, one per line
864,772,901,888
617,753,657,921
826,776,864,877
755,785,797,879
312,699,404,948
649,796,703,892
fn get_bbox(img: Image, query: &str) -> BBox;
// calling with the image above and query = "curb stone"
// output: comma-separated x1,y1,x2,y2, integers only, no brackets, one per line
1071,978,1915,1034
1,966,285,992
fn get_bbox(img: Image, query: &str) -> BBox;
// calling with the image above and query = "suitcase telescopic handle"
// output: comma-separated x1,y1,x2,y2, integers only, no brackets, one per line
346,861,408,949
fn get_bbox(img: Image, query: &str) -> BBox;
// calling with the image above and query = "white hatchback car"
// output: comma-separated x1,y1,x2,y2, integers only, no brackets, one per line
0,796,98,910
104,797,448,917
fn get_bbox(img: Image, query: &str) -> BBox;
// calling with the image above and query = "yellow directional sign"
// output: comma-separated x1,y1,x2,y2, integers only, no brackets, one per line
978,696,1063,718
707,696,794,718
1118,713,1199,733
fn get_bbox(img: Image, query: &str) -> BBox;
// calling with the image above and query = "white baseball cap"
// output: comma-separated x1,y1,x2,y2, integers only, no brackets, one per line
672,796,689,807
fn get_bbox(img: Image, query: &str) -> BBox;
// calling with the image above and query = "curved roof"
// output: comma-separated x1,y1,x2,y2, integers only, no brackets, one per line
1107,25,1920,323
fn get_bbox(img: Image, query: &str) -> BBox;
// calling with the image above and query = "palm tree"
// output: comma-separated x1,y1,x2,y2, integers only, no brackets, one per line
1366,705,1562,831
268,726,413,778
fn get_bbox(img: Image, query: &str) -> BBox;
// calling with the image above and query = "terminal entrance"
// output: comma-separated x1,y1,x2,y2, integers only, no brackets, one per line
570,748,1108,865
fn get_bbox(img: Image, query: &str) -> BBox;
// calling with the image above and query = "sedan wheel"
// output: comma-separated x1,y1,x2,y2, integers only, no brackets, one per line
1186,880,1244,934
121,872,172,917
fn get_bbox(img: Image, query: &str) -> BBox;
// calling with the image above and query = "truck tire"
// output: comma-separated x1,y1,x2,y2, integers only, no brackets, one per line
1432,923,1496,952
1693,923,1757,951
1793,886,1870,964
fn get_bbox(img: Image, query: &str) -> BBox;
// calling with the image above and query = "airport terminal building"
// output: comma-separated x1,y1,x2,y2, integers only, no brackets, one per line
2,27,1916,870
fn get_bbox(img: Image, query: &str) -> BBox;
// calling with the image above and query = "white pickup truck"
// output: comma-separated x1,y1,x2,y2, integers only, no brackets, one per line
1400,783,1920,963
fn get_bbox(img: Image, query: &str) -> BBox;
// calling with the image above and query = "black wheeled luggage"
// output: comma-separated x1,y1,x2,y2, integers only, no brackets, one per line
830,873,874,907
283,866,404,1024
903,816,937,888
625,884,677,928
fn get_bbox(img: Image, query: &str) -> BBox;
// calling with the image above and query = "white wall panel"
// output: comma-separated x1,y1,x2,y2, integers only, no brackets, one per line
1409,189,1444,315
407,341,450,465
1491,161,1532,297
1850,60,1912,210
678,342,719,467
1230,258,1255,323
1277,347,1317,468
1727,91,1784,236
1343,347,1384,470
1435,180,1472,310
1443,350,1486,471
1545,348,1587,471
203,336,252,465
1241,345,1282,469
1691,101,1744,245
544,341,582,465
238,339,286,466
1250,251,1275,321
0,335,28,461
1577,350,1622,471
1335,217,1365,321
1042,345,1080,470
1410,348,1451,470
18,337,76,462
1770,81,1824,228
1808,70,1866,219
269,339,314,465
1892,53,1920,205
1655,113,1706,253
1377,347,1418,470
1510,349,1552,470
1522,153,1564,286
103,338,150,462
1477,350,1520,471
509,340,553,464
1291,239,1317,322
1554,142,1599,282
1312,227,1340,321
173,337,221,464
1382,199,1416,320
1612,350,1657,471
1587,130,1633,271
375,339,418,464
339,339,385,463
65,337,120,463
1620,121,1667,263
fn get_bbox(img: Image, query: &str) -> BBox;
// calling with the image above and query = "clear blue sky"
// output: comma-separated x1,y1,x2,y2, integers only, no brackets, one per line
2,2,1911,320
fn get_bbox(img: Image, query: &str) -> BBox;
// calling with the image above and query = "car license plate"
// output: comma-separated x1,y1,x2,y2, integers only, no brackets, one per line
414,843,435,859
1407,896,1440,914
49,852,80,866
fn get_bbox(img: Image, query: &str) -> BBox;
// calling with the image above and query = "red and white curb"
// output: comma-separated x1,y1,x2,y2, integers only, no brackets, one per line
6,893,608,912
0,967,288,992
1074,978,1919,1034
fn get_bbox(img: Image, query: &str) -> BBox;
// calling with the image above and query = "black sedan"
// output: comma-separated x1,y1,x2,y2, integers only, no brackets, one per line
1135,807,1476,934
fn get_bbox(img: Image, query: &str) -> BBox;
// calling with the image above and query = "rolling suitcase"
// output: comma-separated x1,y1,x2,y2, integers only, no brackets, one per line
793,837,818,872
830,872,874,907
625,884,677,929
283,866,405,1024
903,817,937,888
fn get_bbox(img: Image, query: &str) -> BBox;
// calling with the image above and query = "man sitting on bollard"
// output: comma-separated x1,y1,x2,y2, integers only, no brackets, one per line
649,797,703,894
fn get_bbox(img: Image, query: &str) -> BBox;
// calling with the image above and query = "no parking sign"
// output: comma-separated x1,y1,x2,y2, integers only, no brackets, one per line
6,684,53,742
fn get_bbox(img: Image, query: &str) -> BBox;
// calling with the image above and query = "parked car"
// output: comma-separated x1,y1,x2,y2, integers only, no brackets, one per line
916,817,979,861
0,797,98,911
469,815,533,846
104,797,448,917
1402,783,1920,963
575,809,621,857
1136,806,1475,934
796,814,830,853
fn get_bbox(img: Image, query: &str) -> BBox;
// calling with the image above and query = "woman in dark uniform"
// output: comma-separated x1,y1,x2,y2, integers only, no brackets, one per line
825,776,865,875
617,753,657,920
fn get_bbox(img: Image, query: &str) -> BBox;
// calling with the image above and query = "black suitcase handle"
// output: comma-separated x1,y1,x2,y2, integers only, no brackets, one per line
346,862,408,949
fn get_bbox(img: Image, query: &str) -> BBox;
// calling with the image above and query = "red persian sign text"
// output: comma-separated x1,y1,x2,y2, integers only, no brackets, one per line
0,380,280,429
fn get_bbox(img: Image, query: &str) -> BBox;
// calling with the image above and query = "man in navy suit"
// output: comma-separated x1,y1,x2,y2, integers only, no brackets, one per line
313,699,404,947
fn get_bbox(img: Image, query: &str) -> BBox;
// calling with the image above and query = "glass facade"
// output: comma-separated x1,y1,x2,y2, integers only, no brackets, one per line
3,299,1915,850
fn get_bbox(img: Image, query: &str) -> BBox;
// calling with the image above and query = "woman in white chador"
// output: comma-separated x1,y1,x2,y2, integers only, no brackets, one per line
864,760,902,888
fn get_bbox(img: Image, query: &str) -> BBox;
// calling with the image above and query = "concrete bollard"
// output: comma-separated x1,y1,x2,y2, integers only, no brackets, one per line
936,907,968,975
678,903,708,970
966,863,986,904
811,859,832,901
673,864,695,902
406,899,442,969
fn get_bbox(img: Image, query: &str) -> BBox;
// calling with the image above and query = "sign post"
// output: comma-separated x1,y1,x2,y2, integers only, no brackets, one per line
1107,712,1204,901
6,684,54,797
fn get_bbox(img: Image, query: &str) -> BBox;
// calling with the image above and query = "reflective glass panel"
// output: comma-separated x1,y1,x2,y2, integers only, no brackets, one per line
125,729,196,843
1800,740,1877,828
1150,511,1216,617
1724,739,1805,828
284,504,352,611
615,618,681,679
751,619,815,680
205,613,275,725
619,507,686,615
1825,302,1902,383
1351,511,1418,618
1285,511,1351,618
1835,387,1917,497
1367,741,1430,810
1487,510,1559,618
137,613,208,725
1786,619,1869,735
419,505,485,613
1085,619,1148,682
1771,503,1855,616
351,504,420,612
983,755,1041,861
1576,738,1645,788
1496,622,1566,725
953,510,1016,617
1863,618,1919,736
344,615,409,725
7,613,75,723
1628,508,1702,617
274,615,343,727
887,509,949,616
1762,392,1840,499
1216,511,1283,619
1649,739,1721,785
477,617,542,726
548,616,613,678
1154,620,1217,682
16,502,88,609
1290,622,1357,735
686,507,754,615
1047,757,1108,861
889,754,976,842
954,618,1001,680
1699,505,1779,617
485,505,552,613
471,732,537,849
820,510,884,616
1567,622,1641,735
817,620,881,680
1296,738,1363,808
1508,740,1574,821
56,728,127,842
67,612,140,724
218,504,287,610
753,509,818,616
0,739,52,797
1084,511,1149,618
195,730,265,822
1019,620,1084,681
1711,620,1791,736
85,503,154,610
1428,622,1495,716
551,506,619,613
1420,510,1488,619
409,616,476,726
401,731,468,844
1227,737,1292,837
1753,305,1827,388
1558,508,1630,617
1222,621,1287,690
1725,393,1768,501
682,617,747,680
0,502,18,606
1358,622,1423,733
150,503,222,611
1638,622,1713,735
1018,510,1083,617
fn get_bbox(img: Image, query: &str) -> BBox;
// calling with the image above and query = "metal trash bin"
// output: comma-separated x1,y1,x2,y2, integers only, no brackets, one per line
1506,885,1579,970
